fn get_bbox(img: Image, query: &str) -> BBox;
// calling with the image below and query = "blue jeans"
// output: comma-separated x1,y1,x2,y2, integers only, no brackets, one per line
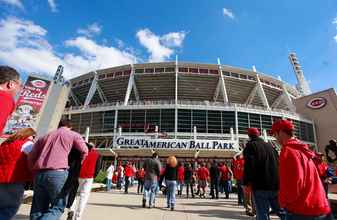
166,180,177,208
30,170,69,220
143,180,158,207
237,180,244,204
253,190,281,220
0,183,25,220
106,179,112,191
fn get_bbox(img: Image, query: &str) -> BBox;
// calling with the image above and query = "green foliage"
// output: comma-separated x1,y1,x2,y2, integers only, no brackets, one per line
94,170,107,183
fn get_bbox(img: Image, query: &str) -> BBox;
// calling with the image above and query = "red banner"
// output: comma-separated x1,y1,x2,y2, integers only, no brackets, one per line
4,75,51,134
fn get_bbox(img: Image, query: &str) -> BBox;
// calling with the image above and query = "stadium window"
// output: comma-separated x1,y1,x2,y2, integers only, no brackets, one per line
155,68,164,73
178,67,188,72
209,70,219,75
192,110,207,133
130,110,145,132
70,114,81,132
189,68,199,73
135,69,144,73
165,67,175,72
199,69,209,74
160,109,175,132
107,73,114,78
91,112,104,133
207,110,222,133
239,74,248,79
84,78,90,83
272,116,282,123
238,112,249,134
145,109,160,132
261,115,272,131
222,111,235,133
222,71,230,76
231,72,239,78
98,74,106,80
103,110,115,132
248,76,256,81
115,72,123,77
124,70,131,75
249,113,261,130
145,68,154,73
178,109,192,133
117,110,131,132
79,113,91,134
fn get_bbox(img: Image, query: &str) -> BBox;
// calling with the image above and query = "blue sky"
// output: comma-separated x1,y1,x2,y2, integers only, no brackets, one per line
0,0,337,92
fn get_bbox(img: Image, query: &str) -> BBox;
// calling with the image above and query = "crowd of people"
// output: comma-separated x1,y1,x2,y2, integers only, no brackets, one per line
0,65,335,220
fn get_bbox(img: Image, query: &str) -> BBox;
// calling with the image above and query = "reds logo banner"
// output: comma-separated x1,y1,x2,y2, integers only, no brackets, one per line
4,75,51,134
307,97,327,109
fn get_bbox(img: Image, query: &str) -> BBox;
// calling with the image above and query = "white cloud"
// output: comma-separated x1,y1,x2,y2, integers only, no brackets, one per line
0,0,23,9
0,17,138,79
47,0,57,12
136,28,186,62
223,8,235,19
77,23,102,37
333,17,337,25
334,35,337,42
161,31,186,47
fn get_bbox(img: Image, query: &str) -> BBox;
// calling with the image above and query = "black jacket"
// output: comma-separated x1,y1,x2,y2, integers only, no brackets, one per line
184,168,193,182
209,163,220,180
163,166,178,181
243,137,279,191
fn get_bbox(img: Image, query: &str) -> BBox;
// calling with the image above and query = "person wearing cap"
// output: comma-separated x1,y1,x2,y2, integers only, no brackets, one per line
271,120,332,220
243,127,281,220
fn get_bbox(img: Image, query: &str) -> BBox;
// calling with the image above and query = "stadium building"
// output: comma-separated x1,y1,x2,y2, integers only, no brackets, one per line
62,61,316,163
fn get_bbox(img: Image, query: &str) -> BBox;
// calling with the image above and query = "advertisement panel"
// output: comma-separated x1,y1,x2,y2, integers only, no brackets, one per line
4,75,51,134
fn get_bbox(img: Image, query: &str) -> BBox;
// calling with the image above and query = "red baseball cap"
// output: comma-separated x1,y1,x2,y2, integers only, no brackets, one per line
247,127,260,136
271,119,294,135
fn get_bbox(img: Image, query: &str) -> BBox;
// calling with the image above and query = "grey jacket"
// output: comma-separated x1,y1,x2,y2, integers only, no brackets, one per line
143,158,161,181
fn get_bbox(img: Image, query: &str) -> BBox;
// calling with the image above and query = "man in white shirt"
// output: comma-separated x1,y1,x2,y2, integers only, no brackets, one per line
106,163,114,191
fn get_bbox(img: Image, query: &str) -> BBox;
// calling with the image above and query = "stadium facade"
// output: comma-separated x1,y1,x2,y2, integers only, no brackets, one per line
63,61,316,160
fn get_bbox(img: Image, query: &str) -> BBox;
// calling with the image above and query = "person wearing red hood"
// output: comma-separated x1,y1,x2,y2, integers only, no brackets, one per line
271,119,332,220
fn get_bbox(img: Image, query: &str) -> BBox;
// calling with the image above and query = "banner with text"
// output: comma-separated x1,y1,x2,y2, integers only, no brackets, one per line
4,75,51,134
114,136,240,152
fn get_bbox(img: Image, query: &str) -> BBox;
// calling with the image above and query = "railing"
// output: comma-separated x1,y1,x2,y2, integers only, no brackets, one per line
64,99,300,118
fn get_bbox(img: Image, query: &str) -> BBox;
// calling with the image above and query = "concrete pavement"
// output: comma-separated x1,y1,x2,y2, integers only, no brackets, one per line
16,187,276,220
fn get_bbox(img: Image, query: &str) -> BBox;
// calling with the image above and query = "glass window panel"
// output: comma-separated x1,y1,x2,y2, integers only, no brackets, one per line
130,110,145,132
209,70,218,75
178,67,188,72
249,113,261,130
135,69,144,73
178,109,191,132
192,110,207,133
91,112,103,133
118,110,131,132
103,111,115,132
222,111,235,133
160,109,175,132
238,112,249,134
208,110,222,133
165,67,175,72
261,115,272,131
145,68,154,73
155,68,164,72
145,109,160,132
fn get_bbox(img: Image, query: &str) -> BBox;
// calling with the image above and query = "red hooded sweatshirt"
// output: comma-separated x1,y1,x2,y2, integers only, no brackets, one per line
279,138,331,216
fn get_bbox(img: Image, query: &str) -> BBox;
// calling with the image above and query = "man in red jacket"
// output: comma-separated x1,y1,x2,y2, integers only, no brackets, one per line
232,154,244,205
271,119,332,220
0,66,21,136
68,143,101,220
124,161,134,194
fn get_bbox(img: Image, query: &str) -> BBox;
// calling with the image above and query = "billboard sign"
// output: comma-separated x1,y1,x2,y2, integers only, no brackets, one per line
4,75,51,134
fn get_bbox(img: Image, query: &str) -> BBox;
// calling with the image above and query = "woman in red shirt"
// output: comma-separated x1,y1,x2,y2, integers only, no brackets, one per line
0,128,36,220
197,163,209,198
124,162,134,194
177,163,185,197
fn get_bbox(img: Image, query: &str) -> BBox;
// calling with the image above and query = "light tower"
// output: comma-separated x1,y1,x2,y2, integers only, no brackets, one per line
289,52,311,96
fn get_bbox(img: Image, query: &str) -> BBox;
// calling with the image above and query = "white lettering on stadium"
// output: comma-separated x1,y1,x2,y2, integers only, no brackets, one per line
115,137,239,151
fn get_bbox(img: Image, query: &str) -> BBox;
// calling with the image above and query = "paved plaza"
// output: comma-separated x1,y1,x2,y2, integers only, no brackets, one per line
15,187,273,220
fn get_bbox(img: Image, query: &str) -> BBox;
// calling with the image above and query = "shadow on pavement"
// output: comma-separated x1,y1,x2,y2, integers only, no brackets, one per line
14,214,30,219
88,202,144,210
175,208,252,220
